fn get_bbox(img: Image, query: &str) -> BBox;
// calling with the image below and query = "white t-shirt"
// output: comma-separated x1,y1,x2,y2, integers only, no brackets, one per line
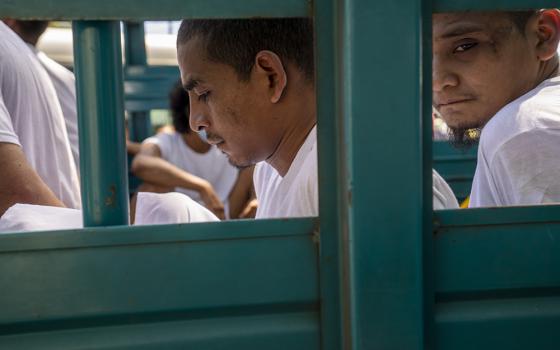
35,48,80,176
470,76,560,207
0,23,81,209
0,192,218,233
143,132,238,205
254,126,318,219
433,169,459,209
134,192,219,225
253,126,458,218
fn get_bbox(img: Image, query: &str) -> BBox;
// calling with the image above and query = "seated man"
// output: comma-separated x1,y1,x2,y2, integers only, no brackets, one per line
131,81,255,220
4,19,80,174
0,21,81,217
139,17,457,221
433,9,560,207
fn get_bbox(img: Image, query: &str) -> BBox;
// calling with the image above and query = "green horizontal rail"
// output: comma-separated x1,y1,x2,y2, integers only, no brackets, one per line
435,223,560,295
0,218,316,252
4,0,555,19
434,0,558,12
0,312,319,350
0,222,318,327
0,0,310,19
435,296,560,350
434,205,560,227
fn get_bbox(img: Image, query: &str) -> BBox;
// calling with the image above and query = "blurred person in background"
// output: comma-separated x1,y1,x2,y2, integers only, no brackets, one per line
4,19,80,174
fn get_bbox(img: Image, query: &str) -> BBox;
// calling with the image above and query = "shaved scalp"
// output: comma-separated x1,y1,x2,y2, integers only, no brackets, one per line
177,18,314,82
508,10,537,34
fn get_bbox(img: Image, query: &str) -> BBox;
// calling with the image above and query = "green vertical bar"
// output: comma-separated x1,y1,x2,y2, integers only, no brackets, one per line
73,21,129,227
123,21,151,142
422,1,435,349
315,0,351,349
124,21,147,65
347,0,427,349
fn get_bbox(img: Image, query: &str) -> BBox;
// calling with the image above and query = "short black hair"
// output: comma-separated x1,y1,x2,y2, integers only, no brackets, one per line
169,80,191,134
177,18,314,82
508,10,537,34
15,20,49,44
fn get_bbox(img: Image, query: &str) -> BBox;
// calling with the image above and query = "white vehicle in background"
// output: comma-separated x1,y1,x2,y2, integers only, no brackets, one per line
37,21,178,68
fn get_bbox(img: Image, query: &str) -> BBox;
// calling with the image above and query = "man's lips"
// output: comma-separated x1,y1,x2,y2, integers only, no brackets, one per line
435,98,474,109
205,134,224,146
207,139,223,146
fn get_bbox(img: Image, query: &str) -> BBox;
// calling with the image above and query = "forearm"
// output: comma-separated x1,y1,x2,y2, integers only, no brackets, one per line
132,155,207,193
126,140,142,155
227,166,254,218
0,148,65,216
0,184,65,216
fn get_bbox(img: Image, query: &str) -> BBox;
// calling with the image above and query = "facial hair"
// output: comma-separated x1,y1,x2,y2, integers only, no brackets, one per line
448,126,481,150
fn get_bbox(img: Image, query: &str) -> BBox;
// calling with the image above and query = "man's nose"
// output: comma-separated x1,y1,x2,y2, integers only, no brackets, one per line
189,100,210,132
432,57,459,92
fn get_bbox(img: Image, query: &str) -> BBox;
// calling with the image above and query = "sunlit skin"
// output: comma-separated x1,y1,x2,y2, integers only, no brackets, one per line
433,11,560,131
177,36,316,175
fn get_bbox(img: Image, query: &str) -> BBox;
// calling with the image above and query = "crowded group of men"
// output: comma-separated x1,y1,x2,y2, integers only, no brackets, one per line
0,8,559,231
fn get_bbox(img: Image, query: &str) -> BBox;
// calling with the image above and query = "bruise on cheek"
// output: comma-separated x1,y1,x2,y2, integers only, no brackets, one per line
488,24,516,54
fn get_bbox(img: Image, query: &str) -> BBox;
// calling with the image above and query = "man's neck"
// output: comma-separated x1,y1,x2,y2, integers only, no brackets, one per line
266,90,317,177
538,56,560,83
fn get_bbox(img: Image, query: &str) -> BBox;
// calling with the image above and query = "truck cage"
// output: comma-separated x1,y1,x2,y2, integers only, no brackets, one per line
1,0,559,349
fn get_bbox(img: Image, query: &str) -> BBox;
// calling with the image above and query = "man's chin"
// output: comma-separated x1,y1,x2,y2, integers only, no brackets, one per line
226,155,255,170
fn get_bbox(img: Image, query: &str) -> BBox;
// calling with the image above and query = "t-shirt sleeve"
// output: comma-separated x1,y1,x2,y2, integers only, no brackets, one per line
304,144,319,216
432,169,459,209
0,92,21,146
490,129,560,205
142,134,170,159
469,143,504,207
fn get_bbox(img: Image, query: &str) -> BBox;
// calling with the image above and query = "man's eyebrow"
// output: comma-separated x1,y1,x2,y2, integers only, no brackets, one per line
438,23,485,39
183,78,201,91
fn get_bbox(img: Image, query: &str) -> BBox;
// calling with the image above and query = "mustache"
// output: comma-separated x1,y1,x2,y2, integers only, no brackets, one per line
205,132,224,144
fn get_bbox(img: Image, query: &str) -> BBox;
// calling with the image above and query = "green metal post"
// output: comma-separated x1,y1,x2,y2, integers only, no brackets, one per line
315,0,351,349
346,0,429,348
73,21,129,227
123,21,151,142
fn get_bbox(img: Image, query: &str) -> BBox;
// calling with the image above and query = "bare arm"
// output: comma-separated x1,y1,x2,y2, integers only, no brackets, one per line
126,140,142,155
227,166,257,219
0,143,65,216
131,142,225,219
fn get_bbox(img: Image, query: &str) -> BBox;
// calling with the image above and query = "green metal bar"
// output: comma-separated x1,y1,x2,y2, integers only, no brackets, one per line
421,1,435,349
434,222,560,295
0,233,318,326
123,21,151,142
435,296,560,350
0,218,316,253
346,0,427,348
124,22,147,66
73,21,129,227
433,0,558,12
1,312,319,349
315,0,350,349
1,0,310,19
434,205,560,227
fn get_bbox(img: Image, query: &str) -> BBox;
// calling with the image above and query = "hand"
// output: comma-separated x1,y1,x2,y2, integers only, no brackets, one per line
199,182,225,220
239,198,258,219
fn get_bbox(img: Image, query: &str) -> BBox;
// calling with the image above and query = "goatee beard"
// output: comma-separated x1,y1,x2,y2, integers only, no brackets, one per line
449,126,481,150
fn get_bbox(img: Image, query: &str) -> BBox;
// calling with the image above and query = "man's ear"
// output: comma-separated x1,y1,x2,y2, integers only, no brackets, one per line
534,9,560,61
254,50,287,104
